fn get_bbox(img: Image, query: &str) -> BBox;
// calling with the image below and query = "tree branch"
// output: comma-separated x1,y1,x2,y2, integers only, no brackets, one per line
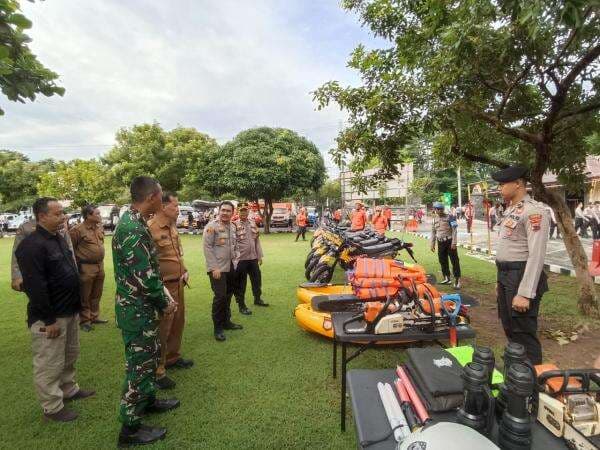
497,64,532,119
455,104,542,144
546,6,594,73
476,72,503,93
544,43,600,136
558,100,600,121
447,124,510,169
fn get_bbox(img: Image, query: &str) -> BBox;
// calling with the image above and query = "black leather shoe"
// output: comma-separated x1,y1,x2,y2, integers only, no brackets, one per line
118,424,167,447
155,376,176,390
65,388,96,401
214,331,226,341
223,322,243,330
239,306,252,315
80,323,93,332
145,398,180,415
440,277,452,285
166,358,194,369
254,299,269,307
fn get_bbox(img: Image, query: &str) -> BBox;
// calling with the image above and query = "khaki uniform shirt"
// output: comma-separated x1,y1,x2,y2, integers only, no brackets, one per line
147,214,187,282
430,214,457,247
12,219,75,282
203,219,239,272
234,219,263,261
495,195,550,299
69,222,105,266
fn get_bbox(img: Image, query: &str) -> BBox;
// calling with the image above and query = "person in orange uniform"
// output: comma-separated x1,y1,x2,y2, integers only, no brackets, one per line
295,207,308,241
383,205,392,230
333,208,342,224
69,204,106,332
350,201,367,231
148,192,193,390
371,206,388,235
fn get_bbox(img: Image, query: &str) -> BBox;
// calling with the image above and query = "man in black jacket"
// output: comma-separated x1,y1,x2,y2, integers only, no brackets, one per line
16,197,95,423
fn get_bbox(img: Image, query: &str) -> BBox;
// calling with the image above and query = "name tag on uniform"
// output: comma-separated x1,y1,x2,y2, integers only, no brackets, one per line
529,214,542,231
503,218,518,229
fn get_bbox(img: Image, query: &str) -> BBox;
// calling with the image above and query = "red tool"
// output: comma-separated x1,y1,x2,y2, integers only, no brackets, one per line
396,365,430,424
394,378,421,431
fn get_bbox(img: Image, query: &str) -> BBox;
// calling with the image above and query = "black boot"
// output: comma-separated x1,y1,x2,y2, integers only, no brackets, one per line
118,424,167,447
223,322,243,330
145,398,180,415
155,376,176,390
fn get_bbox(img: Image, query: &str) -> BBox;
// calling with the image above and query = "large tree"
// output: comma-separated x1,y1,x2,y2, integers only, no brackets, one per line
102,123,218,193
0,0,64,114
0,150,40,208
192,127,326,233
37,159,120,207
315,0,600,315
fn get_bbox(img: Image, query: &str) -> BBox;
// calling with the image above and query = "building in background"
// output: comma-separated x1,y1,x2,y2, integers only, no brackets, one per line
340,164,414,207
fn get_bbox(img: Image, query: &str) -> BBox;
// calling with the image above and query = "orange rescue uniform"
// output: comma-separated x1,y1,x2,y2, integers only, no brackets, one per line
372,214,388,235
351,209,367,231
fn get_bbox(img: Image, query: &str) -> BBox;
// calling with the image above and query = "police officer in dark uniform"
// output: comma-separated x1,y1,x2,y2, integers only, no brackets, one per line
493,166,549,365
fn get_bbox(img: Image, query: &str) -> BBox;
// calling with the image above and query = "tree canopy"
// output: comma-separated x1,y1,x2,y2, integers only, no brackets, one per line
192,127,326,232
102,123,218,193
0,0,64,115
315,0,600,315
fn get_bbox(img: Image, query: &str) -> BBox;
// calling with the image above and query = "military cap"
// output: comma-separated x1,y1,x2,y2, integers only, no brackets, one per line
432,201,445,209
491,166,529,183
238,202,249,210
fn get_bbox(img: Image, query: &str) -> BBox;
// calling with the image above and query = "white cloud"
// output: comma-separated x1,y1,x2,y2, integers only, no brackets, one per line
0,0,380,175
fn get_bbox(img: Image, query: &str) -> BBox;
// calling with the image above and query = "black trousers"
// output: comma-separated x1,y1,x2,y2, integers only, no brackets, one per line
235,259,262,306
208,263,235,332
437,239,461,279
496,261,548,365
295,226,307,241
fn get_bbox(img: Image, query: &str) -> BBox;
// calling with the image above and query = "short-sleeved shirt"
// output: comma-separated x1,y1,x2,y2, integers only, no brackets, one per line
431,214,458,246
234,219,263,261
372,214,388,235
69,222,105,264
495,195,550,299
203,219,238,272
148,214,186,282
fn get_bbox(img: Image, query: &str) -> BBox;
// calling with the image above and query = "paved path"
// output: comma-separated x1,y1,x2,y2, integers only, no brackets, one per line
403,216,594,273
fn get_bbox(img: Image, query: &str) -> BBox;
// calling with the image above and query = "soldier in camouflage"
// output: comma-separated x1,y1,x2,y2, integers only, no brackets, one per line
113,177,179,447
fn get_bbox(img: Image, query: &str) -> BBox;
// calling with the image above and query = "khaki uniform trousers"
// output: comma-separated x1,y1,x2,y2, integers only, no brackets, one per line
79,263,105,324
30,314,80,414
156,280,185,378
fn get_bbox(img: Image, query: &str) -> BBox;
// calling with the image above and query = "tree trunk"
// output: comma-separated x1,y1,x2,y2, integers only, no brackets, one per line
530,175,599,316
264,197,273,234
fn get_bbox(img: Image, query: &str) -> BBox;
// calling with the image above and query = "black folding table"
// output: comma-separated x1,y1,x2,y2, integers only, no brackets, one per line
347,368,568,450
331,312,476,431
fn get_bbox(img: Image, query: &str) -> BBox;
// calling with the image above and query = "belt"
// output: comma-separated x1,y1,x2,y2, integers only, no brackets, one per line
78,259,102,265
496,261,527,271
436,236,452,242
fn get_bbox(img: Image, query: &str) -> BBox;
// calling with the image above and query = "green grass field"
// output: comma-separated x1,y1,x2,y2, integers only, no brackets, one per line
0,231,589,449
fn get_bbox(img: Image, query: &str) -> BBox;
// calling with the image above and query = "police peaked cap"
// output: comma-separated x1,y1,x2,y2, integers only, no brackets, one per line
491,166,529,183
432,202,445,209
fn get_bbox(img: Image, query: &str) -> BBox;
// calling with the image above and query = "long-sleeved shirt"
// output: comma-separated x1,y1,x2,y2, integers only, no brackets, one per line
15,225,81,326
148,213,187,282
495,195,550,299
69,221,105,264
12,218,75,282
234,219,263,261
203,219,239,272
112,208,168,332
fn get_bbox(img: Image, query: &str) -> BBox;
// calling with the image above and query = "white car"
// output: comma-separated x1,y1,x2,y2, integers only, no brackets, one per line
177,206,197,228
7,214,31,231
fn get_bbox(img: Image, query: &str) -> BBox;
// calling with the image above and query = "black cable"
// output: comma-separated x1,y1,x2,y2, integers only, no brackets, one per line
360,424,405,447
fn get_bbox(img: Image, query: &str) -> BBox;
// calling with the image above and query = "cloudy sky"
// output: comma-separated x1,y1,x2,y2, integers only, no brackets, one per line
0,0,384,176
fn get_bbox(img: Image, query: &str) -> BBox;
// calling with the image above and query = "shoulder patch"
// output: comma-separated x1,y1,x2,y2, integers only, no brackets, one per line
528,214,542,231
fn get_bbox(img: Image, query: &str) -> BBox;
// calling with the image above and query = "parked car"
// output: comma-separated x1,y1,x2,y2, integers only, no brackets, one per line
68,213,82,228
0,213,17,231
270,207,291,228
177,206,197,228
7,213,31,231
97,204,120,230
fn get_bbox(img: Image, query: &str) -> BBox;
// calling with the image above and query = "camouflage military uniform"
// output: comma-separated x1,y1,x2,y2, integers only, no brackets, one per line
112,208,168,427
